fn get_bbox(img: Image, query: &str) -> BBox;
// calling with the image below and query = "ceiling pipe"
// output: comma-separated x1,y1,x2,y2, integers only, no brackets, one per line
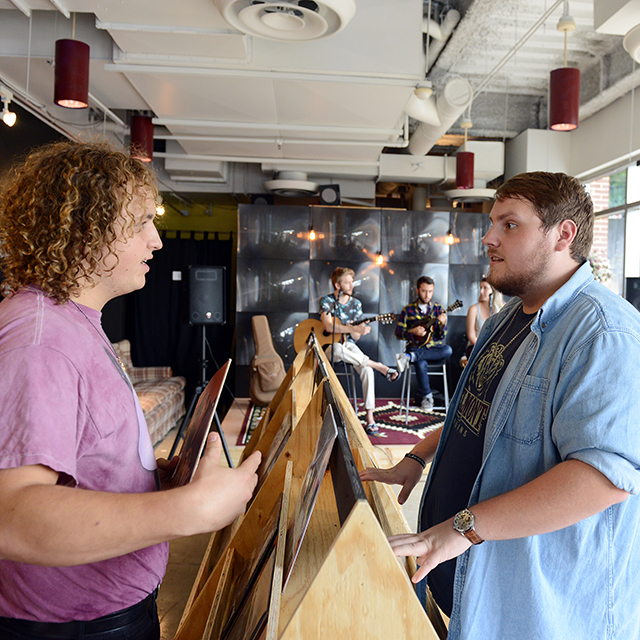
424,9,460,73
408,76,473,156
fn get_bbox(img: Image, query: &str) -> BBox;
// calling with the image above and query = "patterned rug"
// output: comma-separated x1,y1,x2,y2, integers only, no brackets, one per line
237,400,445,446
357,399,446,445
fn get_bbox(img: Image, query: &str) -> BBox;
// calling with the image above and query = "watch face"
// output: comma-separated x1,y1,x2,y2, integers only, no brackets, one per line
454,509,474,532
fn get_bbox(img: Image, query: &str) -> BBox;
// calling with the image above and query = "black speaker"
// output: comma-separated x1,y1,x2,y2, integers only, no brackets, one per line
251,193,274,205
188,266,226,325
626,278,640,312
319,184,341,206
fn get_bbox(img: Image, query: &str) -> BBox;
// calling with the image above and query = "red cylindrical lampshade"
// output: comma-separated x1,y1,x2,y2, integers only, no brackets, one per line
130,115,154,162
549,67,580,131
456,151,474,189
54,39,90,109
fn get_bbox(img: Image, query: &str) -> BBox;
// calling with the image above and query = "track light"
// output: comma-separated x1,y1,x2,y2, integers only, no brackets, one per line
1,85,16,127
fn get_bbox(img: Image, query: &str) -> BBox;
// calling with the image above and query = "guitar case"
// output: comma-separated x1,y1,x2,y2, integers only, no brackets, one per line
249,315,286,407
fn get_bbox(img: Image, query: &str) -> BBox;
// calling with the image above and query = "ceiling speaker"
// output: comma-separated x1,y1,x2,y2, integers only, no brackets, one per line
213,0,356,41
319,184,341,205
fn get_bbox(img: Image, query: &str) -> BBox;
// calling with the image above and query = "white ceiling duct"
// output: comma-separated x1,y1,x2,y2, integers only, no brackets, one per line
264,171,319,196
408,76,474,156
403,87,441,126
213,0,356,41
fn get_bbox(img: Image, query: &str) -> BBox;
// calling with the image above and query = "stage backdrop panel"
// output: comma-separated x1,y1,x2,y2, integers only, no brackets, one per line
236,205,490,398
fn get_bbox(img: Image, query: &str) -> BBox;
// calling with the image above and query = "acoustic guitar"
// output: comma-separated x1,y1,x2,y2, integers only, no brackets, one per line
293,313,396,353
407,300,463,348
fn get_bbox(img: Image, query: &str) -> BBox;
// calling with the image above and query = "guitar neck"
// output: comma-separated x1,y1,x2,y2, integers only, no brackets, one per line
350,315,379,326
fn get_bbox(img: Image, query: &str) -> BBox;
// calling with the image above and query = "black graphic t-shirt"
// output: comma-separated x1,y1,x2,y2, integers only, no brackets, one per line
421,305,536,616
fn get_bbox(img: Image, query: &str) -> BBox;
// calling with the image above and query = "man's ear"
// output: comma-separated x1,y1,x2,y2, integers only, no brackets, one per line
556,219,578,252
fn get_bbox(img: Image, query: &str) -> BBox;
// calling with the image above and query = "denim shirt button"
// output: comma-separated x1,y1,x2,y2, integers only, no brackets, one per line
541,323,546,329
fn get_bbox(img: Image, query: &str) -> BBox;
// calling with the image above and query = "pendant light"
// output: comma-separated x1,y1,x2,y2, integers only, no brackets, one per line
130,115,154,162
455,117,474,189
54,15,90,109
549,4,580,131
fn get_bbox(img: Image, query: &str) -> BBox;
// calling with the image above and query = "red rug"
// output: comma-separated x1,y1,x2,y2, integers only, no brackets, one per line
237,400,445,446
356,399,446,445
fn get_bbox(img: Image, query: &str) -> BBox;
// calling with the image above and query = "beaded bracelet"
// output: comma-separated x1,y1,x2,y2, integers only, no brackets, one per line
404,452,426,469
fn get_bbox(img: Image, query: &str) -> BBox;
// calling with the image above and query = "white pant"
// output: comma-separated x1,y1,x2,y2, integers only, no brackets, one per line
326,341,376,410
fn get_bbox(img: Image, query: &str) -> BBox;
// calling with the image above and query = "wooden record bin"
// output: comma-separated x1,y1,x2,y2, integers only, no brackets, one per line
175,334,446,640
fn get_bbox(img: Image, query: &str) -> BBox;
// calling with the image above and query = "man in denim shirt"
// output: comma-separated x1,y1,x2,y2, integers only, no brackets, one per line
362,172,640,639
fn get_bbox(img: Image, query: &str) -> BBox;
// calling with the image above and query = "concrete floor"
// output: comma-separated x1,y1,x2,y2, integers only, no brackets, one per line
153,398,428,640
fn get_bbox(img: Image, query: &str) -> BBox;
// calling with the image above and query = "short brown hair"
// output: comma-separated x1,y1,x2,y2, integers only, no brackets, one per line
495,171,593,263
331,267,355,287
0,140,157,303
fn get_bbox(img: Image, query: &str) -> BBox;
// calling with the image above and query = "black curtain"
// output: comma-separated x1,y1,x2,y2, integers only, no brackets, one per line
125,230,235,405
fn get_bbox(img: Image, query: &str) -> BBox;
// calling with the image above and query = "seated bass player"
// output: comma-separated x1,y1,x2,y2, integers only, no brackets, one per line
395,276,454,411
319,267,399,436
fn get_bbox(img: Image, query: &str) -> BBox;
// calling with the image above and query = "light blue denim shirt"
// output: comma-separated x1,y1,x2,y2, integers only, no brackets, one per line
420,261,640,640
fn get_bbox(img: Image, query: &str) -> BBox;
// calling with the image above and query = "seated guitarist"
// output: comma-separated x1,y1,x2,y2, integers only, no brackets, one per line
395,276,453,412
319,267,399,436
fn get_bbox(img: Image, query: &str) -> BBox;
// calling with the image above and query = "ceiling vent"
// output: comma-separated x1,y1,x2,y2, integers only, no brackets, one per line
213,0,356,41
264,171,319,196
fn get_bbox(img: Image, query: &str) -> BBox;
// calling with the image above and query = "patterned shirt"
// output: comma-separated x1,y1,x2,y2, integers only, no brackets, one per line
319,293,363,343
395,299,448,348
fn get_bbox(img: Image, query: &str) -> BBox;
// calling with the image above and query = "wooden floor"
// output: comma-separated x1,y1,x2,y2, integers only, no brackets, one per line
154,398,429,640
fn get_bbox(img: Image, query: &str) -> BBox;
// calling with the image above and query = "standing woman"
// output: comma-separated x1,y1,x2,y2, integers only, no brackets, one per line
465,277,504,358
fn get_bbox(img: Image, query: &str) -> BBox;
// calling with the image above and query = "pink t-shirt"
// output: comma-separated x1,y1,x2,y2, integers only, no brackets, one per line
0,289,168,622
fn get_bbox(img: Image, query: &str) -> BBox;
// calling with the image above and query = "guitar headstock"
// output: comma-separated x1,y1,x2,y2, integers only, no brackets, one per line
378,313,397,324
447,300,463,313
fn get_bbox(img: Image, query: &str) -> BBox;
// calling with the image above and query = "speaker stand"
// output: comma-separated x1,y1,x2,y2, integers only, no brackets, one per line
169,325,233,468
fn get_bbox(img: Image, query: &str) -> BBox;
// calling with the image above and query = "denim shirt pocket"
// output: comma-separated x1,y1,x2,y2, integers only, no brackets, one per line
499,374,549,444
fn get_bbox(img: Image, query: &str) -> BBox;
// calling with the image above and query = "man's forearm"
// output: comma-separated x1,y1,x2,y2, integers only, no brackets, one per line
410,427,442,465
471,459,628,541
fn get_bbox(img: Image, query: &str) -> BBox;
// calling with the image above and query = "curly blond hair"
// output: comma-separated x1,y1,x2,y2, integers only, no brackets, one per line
0,140,157,303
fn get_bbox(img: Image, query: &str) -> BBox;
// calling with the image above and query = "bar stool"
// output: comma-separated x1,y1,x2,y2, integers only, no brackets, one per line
334,360,358,411
398,359,449,424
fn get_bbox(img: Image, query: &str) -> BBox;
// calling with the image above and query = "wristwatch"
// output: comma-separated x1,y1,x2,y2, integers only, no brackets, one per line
453,508,484,545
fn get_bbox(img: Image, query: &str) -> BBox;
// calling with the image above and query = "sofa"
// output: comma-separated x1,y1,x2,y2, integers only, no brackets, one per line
112,339,187,446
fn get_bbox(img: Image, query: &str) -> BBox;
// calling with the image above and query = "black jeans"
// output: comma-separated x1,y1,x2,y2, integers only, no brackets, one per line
0,592,160,640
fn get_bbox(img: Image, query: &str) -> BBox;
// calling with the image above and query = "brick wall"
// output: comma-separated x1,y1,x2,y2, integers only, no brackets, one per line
586,177,610,258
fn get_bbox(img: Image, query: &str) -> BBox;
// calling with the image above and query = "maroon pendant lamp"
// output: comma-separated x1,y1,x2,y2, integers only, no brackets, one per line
549,7,580,131
130,115,154,162
456,118,474,189
54,39,90,109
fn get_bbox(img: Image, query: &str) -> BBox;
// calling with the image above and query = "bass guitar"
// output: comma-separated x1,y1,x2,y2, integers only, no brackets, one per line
293,313,396,353
407,300,463,348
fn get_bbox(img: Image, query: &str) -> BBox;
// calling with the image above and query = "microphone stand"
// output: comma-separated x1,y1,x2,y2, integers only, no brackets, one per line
331,292,340,368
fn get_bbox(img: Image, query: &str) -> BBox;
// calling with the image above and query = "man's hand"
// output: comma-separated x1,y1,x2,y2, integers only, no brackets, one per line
350,323,371,338
437,312,447,326
359,457,424,505
389,518,471,583
184,433,262,533
411,325,427,338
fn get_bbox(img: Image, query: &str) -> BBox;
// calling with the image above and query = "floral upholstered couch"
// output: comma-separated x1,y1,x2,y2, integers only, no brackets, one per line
112,339,186,446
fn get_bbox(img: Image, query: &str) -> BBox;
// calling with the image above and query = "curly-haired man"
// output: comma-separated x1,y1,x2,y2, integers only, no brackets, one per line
0,141,261,639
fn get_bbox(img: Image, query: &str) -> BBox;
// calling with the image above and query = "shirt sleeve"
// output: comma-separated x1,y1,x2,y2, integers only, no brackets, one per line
0,345,82,484
552,330,640,494
395,306,412,341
